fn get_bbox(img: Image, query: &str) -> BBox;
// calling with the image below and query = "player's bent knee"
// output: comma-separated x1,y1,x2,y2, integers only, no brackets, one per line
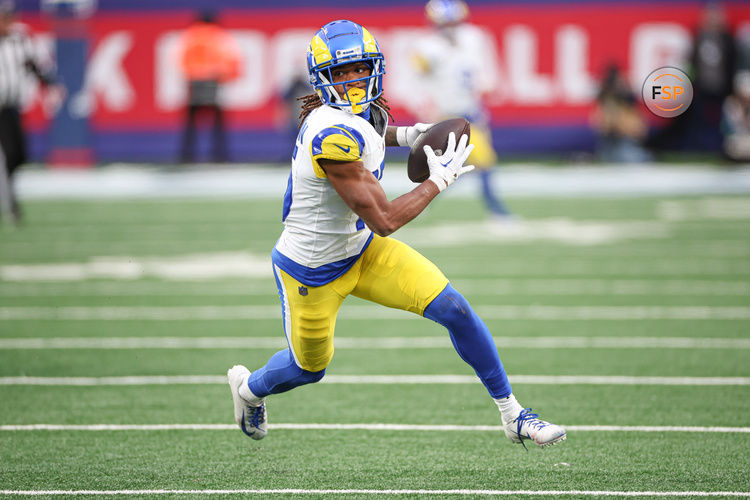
297,351,333,373
298,368,326,384
295,332,334,372
296,335,333,372
424,283,474,328
294,317,335,372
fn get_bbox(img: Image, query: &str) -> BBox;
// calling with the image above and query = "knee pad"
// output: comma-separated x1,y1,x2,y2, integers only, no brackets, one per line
295,311,335,372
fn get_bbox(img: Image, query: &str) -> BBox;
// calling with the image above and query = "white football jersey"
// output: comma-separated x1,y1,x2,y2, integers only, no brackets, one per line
412,23,498,121
272,104,388,286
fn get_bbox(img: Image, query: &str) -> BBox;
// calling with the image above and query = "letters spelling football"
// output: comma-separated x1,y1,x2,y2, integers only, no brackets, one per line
407,118,471,183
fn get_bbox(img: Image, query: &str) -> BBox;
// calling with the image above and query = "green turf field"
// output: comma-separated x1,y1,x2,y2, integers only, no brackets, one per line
1,193,749,499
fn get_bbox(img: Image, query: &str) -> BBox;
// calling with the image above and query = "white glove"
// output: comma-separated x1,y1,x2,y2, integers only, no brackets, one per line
424,132,475,192
396,123,434,147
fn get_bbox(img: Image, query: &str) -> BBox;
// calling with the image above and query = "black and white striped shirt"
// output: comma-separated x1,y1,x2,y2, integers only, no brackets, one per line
0,23,53,108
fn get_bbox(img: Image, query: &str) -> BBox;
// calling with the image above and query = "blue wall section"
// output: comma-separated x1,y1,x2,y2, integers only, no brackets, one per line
29,125,596,164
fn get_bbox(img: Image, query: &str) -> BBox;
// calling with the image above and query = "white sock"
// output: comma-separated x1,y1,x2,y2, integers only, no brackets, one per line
238,375,263,405
494,394,523,423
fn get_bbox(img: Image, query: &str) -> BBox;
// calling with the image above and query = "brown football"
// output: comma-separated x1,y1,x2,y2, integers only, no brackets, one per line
407,118,471,183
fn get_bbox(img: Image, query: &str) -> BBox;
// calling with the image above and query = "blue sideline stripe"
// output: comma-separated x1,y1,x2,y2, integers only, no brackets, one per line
29,129,294,163
29,125,600,162
493,124,597,153
271,233,373,287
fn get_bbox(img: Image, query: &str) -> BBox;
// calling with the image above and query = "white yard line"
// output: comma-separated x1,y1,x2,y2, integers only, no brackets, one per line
454,279,750,296
0,375,747,386
0,305,282,321
0,283,273,296
5,257,750,282
1,336,749,350
477,306,750,320
2,305,750,320
0,252,271,281
3,243,749,259
0,488,748,497
1,279,748,296
1,423,749,433
438,260,750,277
397,218,672,247
658,198,750,221
15,163,750,199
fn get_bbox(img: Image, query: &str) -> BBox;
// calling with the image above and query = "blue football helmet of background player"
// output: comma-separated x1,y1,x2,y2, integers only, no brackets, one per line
306,20,385,113
425,0,469,26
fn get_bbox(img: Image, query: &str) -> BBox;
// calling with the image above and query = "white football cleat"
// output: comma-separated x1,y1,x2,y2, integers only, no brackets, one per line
504,408,566,449
227,365,267,440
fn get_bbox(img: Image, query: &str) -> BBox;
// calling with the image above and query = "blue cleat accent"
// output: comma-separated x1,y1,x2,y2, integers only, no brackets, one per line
239,403,267,440
228,365,267,441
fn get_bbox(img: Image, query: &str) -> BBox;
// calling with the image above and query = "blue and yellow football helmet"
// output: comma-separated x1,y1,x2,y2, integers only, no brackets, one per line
425,0,469,26
306,20,385,113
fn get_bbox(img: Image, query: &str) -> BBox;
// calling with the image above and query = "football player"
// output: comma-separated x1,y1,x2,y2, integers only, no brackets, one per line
228,19,565,448
411,0,512,219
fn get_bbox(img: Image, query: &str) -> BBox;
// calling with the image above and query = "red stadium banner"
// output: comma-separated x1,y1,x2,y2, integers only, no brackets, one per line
18,3,750,158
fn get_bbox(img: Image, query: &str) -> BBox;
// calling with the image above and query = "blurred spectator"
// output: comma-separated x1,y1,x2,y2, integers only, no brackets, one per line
278,68,311,161
648,2,736,154
0,0,62,226
689,1,736,150
721,70,750,161
590,64,652,163
735,25,750,72
410,0,512,219
177,11,241,163
692,2,736,106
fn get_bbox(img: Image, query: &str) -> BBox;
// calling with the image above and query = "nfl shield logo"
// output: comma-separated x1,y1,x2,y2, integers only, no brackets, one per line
298,286,308,296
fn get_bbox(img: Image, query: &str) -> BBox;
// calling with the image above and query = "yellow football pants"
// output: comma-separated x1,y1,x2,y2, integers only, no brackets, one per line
467,123,498,170
273,235,449,372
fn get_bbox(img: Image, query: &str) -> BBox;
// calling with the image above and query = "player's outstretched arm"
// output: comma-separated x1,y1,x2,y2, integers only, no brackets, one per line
320,159,439,237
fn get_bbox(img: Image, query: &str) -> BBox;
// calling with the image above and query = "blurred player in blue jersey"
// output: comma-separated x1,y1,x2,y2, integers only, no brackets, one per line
410,0,512,219
227,19,565,449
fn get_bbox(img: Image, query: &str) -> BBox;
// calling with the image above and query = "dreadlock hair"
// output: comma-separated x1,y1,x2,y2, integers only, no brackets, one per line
297,92,395,127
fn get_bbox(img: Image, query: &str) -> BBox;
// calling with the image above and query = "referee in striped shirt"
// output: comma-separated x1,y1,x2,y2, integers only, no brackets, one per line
0,0,58,225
